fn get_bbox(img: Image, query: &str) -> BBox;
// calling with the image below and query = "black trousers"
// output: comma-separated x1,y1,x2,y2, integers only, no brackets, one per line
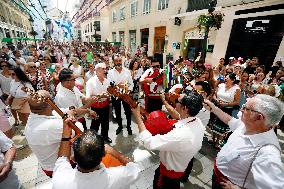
90,105,110,138
179,158,194,182
212,172,223,189
112,97,132,128
146,97,163,113
153,158,195,189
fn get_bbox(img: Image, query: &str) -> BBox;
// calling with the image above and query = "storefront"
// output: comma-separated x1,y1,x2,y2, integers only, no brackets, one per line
182,27,206,61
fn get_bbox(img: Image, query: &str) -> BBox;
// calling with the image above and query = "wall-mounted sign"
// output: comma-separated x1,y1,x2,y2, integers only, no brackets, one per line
185,28,205,39
172,42,181,50
207,44,214,52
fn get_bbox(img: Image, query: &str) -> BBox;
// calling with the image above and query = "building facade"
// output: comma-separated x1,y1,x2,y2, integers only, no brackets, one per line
0,0,32,44
108,0,284,67
74,0,111,42
109,0,184,58
170,0,284,66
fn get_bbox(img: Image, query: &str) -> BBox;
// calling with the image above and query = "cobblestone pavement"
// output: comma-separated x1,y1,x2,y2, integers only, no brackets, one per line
11,110,284,189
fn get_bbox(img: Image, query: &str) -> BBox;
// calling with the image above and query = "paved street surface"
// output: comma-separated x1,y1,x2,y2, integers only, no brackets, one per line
11,108,284,189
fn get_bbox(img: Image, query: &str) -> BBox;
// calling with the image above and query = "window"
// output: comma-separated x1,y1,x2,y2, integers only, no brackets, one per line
90,23,92,32
94,21,100,31
129,30,136,52
112,32,116,42
143,0,151,14
112,10,117,23
130,1,138,18
187,0,212,12
120,6,125,20
119,31,125,45
158,0,169,10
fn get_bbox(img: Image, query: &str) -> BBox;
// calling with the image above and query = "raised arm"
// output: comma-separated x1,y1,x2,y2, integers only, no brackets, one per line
204,99,232,125
160,94,180,120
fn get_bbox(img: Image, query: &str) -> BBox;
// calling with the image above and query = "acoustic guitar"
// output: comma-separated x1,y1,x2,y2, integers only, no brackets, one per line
107,84,178,135
142,71,165,96
25,88,122,168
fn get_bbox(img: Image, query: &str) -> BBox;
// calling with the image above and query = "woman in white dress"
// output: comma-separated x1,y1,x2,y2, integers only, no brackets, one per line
7,67,34,127
211,73,241,149
129,59,144,100
69,57,85,91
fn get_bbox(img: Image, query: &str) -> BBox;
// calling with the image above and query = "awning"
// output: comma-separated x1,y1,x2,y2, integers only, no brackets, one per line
170,6,222,20
1,38,13,43
1,37,44,42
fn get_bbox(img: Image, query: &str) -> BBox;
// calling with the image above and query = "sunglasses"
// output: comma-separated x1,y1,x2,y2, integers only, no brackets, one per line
152,65,160,68
1,65,8,67
30,66,36,68
115,64,122,67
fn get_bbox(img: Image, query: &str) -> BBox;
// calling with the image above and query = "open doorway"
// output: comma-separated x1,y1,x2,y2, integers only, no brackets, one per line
184,39,203,61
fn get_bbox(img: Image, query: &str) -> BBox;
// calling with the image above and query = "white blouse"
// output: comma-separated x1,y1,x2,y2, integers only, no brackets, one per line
70,65,84,85
0,74,12,95
216,83,240,103
10,80,33,98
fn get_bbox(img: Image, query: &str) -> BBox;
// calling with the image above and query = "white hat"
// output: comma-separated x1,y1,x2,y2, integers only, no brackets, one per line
95,63,106,70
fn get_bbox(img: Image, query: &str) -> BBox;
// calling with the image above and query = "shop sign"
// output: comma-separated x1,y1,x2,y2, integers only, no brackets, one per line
185,28,205,39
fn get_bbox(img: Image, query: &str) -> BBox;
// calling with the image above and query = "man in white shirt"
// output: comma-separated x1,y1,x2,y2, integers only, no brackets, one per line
204,94,284,189
25,90,87,177
0,130,20,189
132,93,205,189
140,58,165,113
55,68,96,130
52,125,141,189
86,63,112,143
84,63,96,82
8,50,26,71
107,56,134,135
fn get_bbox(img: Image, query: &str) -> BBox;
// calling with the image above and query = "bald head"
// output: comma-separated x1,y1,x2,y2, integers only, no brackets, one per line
28,90,52,114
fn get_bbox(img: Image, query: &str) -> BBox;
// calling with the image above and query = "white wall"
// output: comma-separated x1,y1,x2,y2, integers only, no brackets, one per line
109,0,188,56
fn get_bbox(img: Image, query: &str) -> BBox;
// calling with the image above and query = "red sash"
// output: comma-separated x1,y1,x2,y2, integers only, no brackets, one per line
213,160,228,184
158,162,184,187
91,100,109,109
43,169,53,178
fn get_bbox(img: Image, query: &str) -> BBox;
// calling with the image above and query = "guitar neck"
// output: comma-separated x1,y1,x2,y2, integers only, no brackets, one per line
45,98,83,135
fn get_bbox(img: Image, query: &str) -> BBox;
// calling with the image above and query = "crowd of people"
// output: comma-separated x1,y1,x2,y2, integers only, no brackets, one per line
0,40,283,189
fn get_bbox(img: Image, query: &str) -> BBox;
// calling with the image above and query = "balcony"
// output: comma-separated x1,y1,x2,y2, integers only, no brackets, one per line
186,0,212,12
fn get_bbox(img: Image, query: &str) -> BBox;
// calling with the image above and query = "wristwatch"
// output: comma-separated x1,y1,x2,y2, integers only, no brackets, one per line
61,137,71,142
